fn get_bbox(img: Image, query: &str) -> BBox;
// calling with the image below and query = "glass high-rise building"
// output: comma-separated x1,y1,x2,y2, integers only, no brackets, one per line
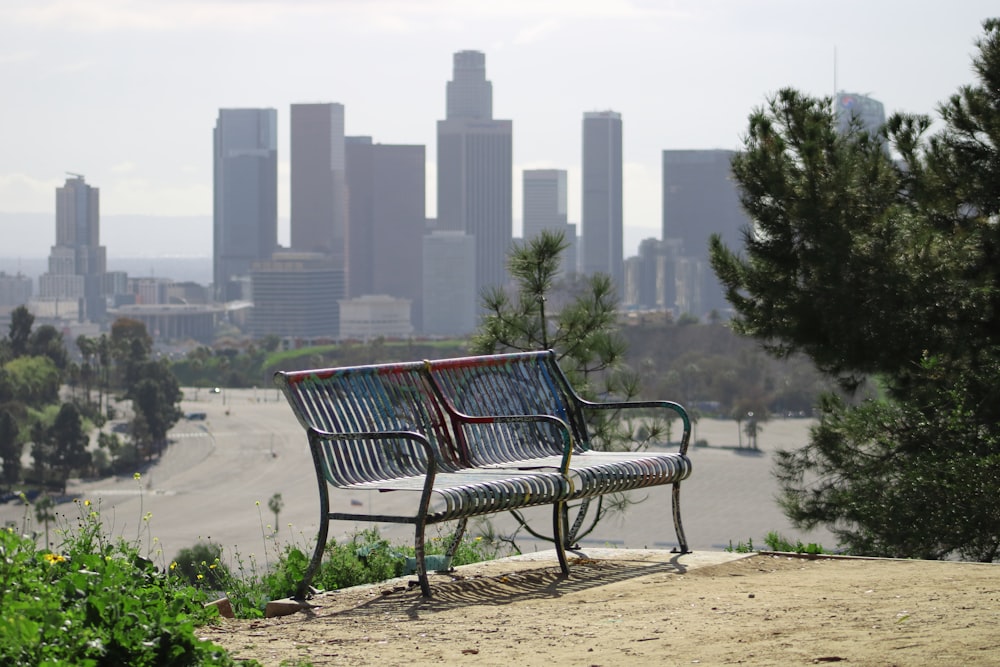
290,103,347,260
437,50,512,301
523,169,576,277
422,231,476,337
523,169,567,240
38,174,107,322
581,111,623,295
662,149,748,317
834,92,886,136
345,136,426,330
213,108,278,302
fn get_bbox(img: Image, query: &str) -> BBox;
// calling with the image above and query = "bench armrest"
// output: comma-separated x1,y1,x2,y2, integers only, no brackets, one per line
306,427,439,486
570,398,692,456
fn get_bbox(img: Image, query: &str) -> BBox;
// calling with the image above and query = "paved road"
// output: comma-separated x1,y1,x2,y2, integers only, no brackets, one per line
1,388,836,566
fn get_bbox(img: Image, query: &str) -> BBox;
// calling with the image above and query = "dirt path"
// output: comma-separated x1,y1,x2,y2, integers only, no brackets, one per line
205,551,1000,666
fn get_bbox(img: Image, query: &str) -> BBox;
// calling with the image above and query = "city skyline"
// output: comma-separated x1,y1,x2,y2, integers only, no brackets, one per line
1,1,993,259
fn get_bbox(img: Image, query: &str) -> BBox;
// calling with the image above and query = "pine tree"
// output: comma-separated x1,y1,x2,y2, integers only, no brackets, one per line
710,19,1000,561
473,229,672,547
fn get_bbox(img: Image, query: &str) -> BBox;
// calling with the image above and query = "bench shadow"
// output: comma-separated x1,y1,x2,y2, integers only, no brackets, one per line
299,553,689,623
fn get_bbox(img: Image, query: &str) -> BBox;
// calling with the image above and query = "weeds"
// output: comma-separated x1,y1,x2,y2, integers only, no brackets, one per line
6,476,515,664
726,531,834,555
0,492,245,666
175,525,515,617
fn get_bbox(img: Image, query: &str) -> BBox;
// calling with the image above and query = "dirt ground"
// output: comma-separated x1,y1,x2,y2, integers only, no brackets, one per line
204,550,1000,666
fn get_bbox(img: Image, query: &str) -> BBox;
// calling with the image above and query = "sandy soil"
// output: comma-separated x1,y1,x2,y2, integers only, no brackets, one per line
204,550,1000,666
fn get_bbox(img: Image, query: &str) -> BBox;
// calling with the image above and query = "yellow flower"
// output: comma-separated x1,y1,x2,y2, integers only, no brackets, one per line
170,562,177,571
133,472,141,481
197,574,204,580
83,500,91,507
43,553,66,564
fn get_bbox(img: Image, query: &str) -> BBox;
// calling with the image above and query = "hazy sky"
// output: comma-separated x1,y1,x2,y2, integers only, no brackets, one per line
1,0,995,254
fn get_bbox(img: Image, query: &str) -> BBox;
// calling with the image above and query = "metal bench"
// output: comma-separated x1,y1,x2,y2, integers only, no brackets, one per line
274,351,693,599
273,359,573,598
424,350,693,553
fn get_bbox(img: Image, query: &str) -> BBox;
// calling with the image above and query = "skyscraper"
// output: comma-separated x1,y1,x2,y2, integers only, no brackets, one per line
581,111,623,294
213,108,278,302
290,103,347,260
422,231,476,337
38,174,107,322
661,149,749,317
834,92,886,136
437,50,512,301
523,169,576,276
345,136,426,330
522,169,567,240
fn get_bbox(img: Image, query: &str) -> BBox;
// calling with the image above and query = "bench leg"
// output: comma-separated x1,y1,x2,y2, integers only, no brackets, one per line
414,517,431,597
671,481,690,554
553,502,570,576
441,518,469,572
294,476,331,601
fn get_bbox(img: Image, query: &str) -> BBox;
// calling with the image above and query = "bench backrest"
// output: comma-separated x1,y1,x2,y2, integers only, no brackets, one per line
425,350,589,467
274,361,463,485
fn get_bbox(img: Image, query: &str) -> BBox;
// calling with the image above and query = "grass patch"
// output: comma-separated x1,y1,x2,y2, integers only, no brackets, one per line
726,531,835,555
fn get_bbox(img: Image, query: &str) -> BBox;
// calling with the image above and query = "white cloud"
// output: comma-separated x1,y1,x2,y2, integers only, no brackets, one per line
100,177,211,216
623,160,660,229
0,173,59,212
110,161,138,174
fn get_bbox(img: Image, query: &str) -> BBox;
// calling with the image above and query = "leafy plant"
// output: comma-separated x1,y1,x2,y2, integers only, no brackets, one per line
0,497,248,666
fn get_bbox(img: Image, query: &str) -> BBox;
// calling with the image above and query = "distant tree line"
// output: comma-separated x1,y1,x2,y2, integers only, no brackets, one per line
0,307,183,495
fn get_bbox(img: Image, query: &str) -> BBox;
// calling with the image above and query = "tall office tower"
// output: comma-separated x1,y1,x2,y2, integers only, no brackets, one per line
581,111,624,295
662,149,749,318
38,174,108,322
834,92,886,136
437,50,512,302
422,231,476,336
213,108,278,302
345,136,426,330
290,103,347,260
523,169,576,276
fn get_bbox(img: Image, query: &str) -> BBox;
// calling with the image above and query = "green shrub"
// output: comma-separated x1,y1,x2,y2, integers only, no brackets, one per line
173,541,231,590
0,497,245,666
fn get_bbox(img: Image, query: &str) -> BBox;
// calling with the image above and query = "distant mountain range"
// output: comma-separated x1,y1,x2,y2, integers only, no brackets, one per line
1,212,213,258
1,211,662,286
